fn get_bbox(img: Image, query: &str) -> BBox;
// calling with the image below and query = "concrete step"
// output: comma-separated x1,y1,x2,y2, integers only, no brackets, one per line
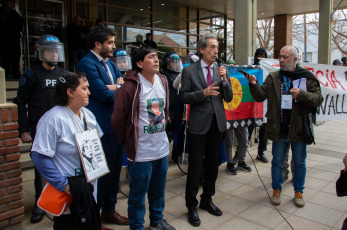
19,142,33,171
20,152,34,170
6,80,18,102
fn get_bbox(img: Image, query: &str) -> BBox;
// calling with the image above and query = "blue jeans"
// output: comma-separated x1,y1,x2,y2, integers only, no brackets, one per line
127,156,169,230
271,135,307,193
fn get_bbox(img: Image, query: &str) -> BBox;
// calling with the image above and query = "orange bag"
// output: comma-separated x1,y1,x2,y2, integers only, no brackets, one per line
37,183,73,216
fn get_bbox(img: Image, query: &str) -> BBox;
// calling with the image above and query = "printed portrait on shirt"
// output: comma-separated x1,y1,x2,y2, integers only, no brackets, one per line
145,98,165,134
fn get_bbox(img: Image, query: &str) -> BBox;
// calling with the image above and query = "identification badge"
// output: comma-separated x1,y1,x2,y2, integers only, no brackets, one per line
75,128,110,182
281,95,293,110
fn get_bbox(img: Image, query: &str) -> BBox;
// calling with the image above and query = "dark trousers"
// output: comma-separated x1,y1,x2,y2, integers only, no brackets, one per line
97,134,123,213
258,123,268,153
53,215,74,229
185,116,223,209
68,48,85,72
0,40,21,79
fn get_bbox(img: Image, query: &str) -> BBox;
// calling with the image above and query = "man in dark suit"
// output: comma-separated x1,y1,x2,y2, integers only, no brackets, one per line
180,33,233,227
77,26,129,226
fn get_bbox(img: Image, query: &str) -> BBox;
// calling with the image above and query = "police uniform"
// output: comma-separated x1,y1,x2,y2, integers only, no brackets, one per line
13,63,66,212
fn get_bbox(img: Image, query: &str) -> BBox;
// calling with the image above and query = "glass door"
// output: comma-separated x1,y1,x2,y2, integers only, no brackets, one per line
21,0,65,70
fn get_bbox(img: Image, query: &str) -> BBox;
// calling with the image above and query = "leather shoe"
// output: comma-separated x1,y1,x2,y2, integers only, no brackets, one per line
188,208,201,227
102,226,114,230
30,205,45,223
257,152,269,163
101,211,129,225
30,212,45,223
199,200,223,216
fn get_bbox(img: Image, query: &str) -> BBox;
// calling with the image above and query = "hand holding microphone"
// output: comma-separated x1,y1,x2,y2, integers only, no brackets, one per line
217,58,227,82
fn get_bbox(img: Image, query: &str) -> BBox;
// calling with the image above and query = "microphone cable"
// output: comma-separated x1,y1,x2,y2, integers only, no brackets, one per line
220,67,294,230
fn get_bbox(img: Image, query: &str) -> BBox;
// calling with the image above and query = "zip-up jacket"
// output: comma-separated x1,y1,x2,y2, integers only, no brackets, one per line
249,66,323,142
111,69,169,161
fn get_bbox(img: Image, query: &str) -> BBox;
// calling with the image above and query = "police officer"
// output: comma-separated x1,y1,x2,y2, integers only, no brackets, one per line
0,0,23,80
112,48,132,75
161,52,183,162
13,34,66,223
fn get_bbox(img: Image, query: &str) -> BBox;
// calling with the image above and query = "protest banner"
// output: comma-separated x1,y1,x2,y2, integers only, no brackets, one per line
260,59,347,121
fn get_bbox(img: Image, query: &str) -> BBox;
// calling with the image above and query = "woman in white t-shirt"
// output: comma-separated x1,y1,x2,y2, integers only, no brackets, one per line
31,72,104,229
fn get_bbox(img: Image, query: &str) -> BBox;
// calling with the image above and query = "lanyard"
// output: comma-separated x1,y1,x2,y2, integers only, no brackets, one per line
65,106,90,132
283,75,291,92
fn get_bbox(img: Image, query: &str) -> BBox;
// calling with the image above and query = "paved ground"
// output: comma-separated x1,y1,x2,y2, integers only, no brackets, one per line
21,120,347,230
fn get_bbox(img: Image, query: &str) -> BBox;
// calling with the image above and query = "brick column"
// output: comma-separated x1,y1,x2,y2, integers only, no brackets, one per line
274,14,293,59
0,104,24,230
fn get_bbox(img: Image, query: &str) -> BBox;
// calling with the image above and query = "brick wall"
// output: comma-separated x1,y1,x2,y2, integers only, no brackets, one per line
0,104,24,229
274,14,293,59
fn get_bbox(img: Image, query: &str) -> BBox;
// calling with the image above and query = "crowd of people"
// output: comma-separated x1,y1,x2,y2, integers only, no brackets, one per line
9,12,332,229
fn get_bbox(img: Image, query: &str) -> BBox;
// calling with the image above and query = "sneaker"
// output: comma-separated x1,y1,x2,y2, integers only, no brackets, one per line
256,152,269,163
150,220,176,230
237,161,252,172
271,189,281,206
225,162,237,175
294,191,305,207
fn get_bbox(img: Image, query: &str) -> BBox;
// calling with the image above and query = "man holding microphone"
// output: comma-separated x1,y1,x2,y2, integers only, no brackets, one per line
180,33,233,227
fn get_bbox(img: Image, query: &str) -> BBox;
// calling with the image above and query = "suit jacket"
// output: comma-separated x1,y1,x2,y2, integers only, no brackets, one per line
77,51,123,135
180,61,233,135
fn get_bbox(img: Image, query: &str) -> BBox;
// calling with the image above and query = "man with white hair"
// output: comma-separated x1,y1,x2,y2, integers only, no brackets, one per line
244,45,323,208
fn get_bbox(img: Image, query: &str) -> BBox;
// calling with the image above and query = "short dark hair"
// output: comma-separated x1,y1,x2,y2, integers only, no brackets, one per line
54,72,87,106
87,26,116,50
131,46,157,73
197,33,217,58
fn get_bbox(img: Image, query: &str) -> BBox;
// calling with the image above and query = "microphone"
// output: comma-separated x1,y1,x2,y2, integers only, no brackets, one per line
217,58,222,68
216,58,223,78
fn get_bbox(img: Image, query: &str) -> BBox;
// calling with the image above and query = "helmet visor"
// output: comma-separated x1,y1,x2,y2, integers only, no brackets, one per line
38,43,65,63
167,58,183,73
114,56,132,72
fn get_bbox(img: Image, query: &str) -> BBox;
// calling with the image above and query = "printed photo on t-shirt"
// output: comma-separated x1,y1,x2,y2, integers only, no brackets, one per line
145,98,165,134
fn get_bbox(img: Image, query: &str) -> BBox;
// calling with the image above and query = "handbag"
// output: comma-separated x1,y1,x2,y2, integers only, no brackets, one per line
297,102,315,145
37,182,73,216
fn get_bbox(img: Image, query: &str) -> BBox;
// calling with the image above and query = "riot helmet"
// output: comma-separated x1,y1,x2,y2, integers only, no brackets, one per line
112,49,132,72
36,35,65,66
166,53,183,73
341,56,347,66
333,59,343,66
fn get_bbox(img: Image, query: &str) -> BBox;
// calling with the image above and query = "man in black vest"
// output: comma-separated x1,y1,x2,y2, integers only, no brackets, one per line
13,35,66,223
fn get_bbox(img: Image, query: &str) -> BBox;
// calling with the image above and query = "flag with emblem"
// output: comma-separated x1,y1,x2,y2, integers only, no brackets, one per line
224,66,264,129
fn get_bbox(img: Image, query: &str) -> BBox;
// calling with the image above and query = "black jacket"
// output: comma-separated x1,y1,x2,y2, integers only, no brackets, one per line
68,175,101,230
13,64,66,133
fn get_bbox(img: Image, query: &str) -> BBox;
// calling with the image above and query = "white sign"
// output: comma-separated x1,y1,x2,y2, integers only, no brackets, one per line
260,59,347,121
75,129,109,182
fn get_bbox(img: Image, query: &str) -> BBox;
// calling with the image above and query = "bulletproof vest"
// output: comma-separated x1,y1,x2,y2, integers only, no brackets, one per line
28,64,65,123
